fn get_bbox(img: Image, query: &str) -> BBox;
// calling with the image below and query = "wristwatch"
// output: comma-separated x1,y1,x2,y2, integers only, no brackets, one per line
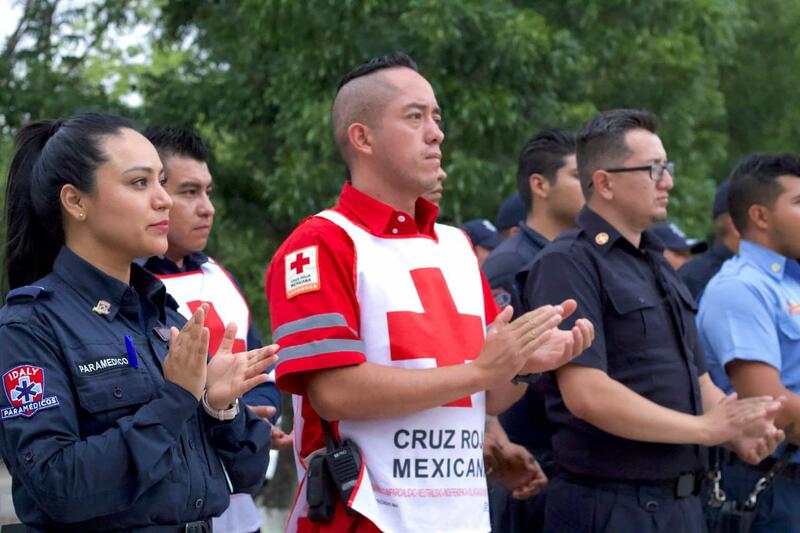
201,390,239,421
512,373,542,385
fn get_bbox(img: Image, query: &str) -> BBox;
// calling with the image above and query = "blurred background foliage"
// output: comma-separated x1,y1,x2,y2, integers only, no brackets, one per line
2,0,799,510
1,0,798,337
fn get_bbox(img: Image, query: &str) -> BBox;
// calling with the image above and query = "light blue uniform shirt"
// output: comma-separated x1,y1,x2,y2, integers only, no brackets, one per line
698,239,800,412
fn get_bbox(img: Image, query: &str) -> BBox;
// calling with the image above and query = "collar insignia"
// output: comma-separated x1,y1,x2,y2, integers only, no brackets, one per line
92,300,111,316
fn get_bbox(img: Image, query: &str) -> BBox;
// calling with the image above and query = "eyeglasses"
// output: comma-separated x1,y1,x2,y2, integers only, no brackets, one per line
605,161,675,182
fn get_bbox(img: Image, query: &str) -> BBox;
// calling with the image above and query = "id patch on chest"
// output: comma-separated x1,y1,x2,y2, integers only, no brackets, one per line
76,356,130,376
285,246,320,299
2,365,59,419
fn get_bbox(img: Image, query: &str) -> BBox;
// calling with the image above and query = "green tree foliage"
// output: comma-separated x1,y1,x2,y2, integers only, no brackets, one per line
129,0,747,329
0,0,780,326
0,0,798,510
719,0,800,166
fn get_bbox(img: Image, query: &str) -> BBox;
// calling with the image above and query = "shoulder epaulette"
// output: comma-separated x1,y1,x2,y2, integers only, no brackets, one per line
5,286,51,305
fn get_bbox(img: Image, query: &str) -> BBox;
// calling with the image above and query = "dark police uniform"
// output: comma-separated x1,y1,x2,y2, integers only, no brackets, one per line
678,241,735,301
483,222,548,317
525,207,708,532
0,247,270,531
482,223,555,532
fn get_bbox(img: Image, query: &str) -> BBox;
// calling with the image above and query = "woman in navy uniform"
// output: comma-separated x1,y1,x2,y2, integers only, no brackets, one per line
0,113,276,531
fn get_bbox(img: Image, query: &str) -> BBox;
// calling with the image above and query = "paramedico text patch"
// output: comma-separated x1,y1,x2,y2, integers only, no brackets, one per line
75,356,130,376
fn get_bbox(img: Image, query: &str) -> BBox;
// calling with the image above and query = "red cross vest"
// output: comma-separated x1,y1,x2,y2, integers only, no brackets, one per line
294,210,491,532
155,258,250,355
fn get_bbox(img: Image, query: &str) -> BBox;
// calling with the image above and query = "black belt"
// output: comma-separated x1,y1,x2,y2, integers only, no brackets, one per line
131,521,213,533
559,469,702,498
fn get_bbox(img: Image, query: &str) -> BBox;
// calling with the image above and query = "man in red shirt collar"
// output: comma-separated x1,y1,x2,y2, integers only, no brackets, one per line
266,52,594,532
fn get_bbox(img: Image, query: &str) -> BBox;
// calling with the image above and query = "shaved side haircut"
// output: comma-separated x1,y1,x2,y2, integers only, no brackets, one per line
332,51,418,166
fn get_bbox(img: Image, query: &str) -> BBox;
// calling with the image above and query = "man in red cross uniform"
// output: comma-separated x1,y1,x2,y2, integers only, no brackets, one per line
266,52,594,533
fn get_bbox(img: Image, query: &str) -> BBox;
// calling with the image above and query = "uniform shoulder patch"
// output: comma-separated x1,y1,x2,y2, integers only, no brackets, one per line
2,365,59,420
5,286,51,305
285,245,321,299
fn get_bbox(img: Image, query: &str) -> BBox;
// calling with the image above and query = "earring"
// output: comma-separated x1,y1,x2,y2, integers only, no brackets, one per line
78,212,85,219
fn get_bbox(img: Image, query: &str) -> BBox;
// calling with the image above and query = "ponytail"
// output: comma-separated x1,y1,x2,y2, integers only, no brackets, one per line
2,112,133,293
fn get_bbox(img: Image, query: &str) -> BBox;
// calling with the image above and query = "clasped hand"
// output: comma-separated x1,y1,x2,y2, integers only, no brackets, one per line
702,393,786,464
162,304,279,410
475,299,594,389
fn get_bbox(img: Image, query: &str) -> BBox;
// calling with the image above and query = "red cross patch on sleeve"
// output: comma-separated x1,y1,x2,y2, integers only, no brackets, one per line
2,365,59,420
285,246,321,299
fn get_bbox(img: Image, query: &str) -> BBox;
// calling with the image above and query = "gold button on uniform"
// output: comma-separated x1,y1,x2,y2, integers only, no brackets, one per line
772,263,781,273
595,232,609,245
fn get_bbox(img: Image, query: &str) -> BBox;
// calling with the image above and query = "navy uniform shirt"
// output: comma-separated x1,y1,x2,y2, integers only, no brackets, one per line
483,223,549,317
525,207,708,481
0,247,271,530
678,241,735,301
483,223,555,451
143,252,281,416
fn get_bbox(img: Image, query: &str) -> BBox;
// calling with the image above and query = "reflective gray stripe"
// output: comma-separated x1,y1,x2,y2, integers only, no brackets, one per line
279,339,365,362
272,313,349,343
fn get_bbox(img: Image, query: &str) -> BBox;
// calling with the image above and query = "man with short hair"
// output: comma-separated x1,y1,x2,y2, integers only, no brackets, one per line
679,178,741,300
266,52,594,533
650,221,707,271
698,154,800,532
485,128,581,317
525,109,785,532
143,127,287,533
482,127,583,532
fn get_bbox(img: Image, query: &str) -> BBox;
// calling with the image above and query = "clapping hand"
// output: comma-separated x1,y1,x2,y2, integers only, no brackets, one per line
206,322,279,411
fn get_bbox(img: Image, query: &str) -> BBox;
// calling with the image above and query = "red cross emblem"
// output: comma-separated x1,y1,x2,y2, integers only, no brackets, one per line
285,246,320,299
290,253,311,275
387,268,484,407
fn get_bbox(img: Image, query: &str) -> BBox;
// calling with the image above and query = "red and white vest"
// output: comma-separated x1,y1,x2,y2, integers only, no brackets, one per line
155,257,250,355
291,210,491,533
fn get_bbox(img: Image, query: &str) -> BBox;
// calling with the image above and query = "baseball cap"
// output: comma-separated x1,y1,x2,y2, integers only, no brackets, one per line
462,219,501,250
494,193,526,233
712,178,730,219
650,222,708,254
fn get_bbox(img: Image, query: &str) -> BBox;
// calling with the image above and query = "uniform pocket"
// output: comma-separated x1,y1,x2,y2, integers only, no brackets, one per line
73,369,153,413
605,286,661,355
66,340,155,414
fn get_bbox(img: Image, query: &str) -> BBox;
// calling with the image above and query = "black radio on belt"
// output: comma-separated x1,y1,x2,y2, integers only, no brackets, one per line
307,420,363,523
306,451,336,522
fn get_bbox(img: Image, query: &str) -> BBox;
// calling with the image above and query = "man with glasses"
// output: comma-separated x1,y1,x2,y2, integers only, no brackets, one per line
522,109,786,532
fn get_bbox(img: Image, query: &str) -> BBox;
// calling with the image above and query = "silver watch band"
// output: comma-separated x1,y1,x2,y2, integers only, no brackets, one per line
201,390,239,420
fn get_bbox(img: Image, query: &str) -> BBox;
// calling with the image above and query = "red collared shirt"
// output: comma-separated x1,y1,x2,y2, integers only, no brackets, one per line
266,184,498,533
265,183,497,446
